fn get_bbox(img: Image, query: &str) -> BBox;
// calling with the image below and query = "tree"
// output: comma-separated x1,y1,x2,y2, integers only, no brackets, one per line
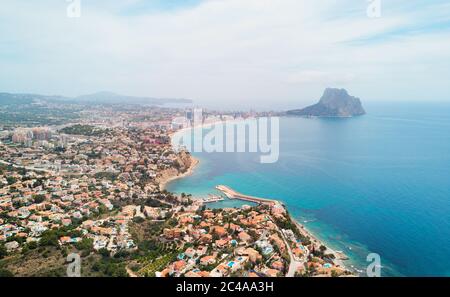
0,269,13,277
92,258,128,277
132,216,144,224
33,194,46,203
0,244,7,259
98,248,110,258
6,176,17,185
75,238,94,251
39,230,59,247
114,250,130,259
98,204,108,215
33,178,45,188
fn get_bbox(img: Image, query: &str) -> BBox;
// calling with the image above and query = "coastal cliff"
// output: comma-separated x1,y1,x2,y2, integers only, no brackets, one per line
287,88,366,117
157,151,198,190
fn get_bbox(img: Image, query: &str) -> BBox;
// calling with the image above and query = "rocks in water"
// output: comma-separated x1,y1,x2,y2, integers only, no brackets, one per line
287,88,366,117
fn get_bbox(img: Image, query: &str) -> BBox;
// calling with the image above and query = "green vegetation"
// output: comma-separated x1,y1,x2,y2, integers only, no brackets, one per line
94,172,119,181
130,220,164,241
0,95,33,106
75,238,94,252
132,216,145,224
6,176,17,185
0,268,14,277
273,214,311,246
0,244,7,259
38,267,66,277
60,124,110,136
127,219,182,276
0,103,80,126
92,257,128,277
139,251,178,277
32,194,46,203
0,245,68,277
144,198,171,208
39,226,83,247
21,241,38,254
39,230,60,247
86,151,102,159
98,248,110,258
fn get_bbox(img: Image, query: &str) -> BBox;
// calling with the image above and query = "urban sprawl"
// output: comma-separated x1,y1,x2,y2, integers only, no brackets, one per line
0,101,352,277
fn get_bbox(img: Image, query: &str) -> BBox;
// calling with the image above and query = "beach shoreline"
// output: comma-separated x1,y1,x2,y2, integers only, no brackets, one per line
166,119,352,274
292,218,349,269
159,155,199,191
164,119,234,190
215,184,351,272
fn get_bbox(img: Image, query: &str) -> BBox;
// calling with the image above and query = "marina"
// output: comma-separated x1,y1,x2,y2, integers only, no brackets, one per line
215,185,278,206
199,194,225,204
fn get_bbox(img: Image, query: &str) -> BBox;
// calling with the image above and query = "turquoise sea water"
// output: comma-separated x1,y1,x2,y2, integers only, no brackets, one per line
167,102,450,276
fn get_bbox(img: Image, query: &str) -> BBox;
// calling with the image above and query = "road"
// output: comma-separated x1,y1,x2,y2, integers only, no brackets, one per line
275,225,305,277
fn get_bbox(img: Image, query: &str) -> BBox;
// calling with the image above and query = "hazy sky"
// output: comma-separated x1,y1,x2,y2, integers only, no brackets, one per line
1,0,450,110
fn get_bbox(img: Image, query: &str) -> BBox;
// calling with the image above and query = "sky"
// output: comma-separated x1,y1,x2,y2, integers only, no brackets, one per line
1,0,450,110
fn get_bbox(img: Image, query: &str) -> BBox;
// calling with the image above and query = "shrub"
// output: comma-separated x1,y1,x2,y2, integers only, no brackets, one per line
0,269,13,277
0,244,7,259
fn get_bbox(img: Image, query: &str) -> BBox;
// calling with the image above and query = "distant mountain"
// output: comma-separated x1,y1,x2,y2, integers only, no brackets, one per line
287,88,365,117
0,92,68,105
0,91,192,106
74,91,192,105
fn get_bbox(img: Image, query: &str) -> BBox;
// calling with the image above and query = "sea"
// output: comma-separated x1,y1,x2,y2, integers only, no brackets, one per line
167,101,450,277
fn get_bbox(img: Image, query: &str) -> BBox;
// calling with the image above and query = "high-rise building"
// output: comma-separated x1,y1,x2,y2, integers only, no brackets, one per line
12,127,51,144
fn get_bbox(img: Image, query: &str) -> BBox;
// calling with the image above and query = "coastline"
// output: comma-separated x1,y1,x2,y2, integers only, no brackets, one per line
159,155,199,191
215,185,350,272
164,119,235,189
168,118,237,139
292,218,349,270
166,120,352,274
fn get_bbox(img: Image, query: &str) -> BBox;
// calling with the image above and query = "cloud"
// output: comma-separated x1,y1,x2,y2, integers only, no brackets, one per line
0,0,449,109
286,71,356,85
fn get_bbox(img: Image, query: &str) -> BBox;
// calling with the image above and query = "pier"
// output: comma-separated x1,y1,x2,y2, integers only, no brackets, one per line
200,195,224,204
215,185,277,206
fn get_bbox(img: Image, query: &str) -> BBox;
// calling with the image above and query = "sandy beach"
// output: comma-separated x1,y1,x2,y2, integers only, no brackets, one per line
159,155,199,191
168,117,251,142
166,119,351,273
163,119,234,189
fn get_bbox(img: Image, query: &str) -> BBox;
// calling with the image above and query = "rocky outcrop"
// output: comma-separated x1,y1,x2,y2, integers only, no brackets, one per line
287,88,365,117
157,151,198,190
